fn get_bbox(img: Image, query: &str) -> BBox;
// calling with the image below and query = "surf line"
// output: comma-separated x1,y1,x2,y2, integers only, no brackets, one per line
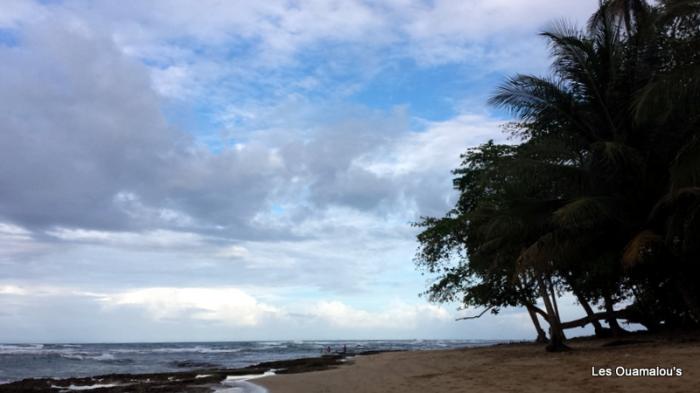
215,370,275,393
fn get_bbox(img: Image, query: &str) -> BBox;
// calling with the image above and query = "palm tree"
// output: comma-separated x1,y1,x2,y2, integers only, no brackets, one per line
489,0,700,331
414,0,700,352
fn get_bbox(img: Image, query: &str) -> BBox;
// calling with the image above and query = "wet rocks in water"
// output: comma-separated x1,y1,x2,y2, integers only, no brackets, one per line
0,354,352,392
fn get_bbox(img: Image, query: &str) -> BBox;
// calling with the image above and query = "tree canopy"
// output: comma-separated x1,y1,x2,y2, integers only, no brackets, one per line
414,0,700,351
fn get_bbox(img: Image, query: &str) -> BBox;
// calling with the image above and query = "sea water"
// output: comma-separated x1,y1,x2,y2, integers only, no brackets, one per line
0,340,504,384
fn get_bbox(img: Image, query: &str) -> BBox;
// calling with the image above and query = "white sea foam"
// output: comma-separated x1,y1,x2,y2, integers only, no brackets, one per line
223,370,276,382
52,383,122,391
216,380,268,393
215,370,274,393
250,345,286,351
91,353,115,361
0,344,45,354
111,346,244,354
59,354,85,360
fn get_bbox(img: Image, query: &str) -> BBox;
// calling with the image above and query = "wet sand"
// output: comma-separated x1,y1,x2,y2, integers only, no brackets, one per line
257,336,700,393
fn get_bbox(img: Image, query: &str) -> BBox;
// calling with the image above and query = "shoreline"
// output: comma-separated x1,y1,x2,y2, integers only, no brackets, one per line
256,332,700,393
0,354,351,392
2,332,699,392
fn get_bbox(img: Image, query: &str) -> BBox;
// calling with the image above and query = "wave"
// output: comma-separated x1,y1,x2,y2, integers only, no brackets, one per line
0,344,45,354
92,353,116,361
109,346,245,354
249,345,288,351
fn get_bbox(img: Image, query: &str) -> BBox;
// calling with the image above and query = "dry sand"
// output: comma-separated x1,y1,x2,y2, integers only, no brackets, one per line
257,337,700,393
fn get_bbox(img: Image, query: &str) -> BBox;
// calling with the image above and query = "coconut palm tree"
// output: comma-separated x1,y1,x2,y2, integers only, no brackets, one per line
415,0,700,352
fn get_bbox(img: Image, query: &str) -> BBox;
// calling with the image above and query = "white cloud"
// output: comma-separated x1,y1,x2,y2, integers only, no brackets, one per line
1,283,453,332
46,228,206,249
150,65,191,99
357,113,509,177
1,282,602,340
2,0,598,109
0,0,46,28
102,287,281,326
0,222,46,262
0,283,102,298
0,222,31,239
0,284,27,296
0,1,607,342
309,300,451,329
215,245,250,259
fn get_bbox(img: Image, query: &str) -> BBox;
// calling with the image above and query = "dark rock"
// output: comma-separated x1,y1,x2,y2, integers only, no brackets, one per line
0,354,355,392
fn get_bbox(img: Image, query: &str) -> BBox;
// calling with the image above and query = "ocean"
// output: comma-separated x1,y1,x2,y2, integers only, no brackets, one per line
0,340,504,384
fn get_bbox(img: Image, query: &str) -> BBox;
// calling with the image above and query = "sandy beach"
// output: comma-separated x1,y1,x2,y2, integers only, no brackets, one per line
257,337,700,393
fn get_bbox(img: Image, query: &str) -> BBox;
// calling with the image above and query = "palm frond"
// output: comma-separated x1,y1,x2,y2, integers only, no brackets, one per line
632,63,700,123
552,196,619,230
622,229,664,267
489,75,597,141
669,135,700,191
589,141,645,183
590,0,653,35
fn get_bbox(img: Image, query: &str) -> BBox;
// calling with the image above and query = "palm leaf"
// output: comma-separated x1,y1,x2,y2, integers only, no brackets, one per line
552,196,619,230
622,229,664,267
489,75,598,142
669,135,700,191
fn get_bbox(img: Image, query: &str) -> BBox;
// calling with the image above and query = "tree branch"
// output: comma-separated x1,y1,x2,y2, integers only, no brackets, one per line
527,304,549,319
456,306,494,321
560,309,630,330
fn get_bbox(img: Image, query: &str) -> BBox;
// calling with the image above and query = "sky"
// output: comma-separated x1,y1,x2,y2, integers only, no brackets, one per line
0,0,600,343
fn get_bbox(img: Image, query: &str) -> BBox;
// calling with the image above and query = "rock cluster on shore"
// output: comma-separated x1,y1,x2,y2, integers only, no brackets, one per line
0,354,349,393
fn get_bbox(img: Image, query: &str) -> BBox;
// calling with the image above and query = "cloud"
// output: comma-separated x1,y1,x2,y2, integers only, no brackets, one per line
101,287,452,330
0,0,46,28
0,1,592,238
309,300,451,329
0,22,177,231
1,1,598,125
0,22,504,240
0,283,454,334
0,222,31,239
101,287,281,326
46,228,206,249
395,114,509,174
0,285,27,296
0,22,292,238
1,282,602,341
0,1,606,341
392,0,596,65
215,245,250,259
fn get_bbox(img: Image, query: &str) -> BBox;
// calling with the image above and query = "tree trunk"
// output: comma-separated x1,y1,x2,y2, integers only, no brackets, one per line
603,293,627,336
526,304,548,343
538,276,568,352
573,291,608,337
676,275,700,325
560,309,629,330
548,279,561,323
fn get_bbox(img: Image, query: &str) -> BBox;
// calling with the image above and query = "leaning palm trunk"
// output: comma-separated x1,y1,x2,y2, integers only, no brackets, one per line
538,276,568,351
526,304,549,343
603,293,627,336
676,274,700,325
573,291,607,337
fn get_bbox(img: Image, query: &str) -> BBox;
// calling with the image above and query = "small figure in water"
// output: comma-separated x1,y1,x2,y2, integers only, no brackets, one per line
343,344,347,353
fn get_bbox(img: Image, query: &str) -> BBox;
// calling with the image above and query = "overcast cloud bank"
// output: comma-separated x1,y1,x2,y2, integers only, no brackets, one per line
0,0,597,342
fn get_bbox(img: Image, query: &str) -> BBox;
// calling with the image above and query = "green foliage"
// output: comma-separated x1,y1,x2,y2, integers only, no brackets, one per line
414,0,700,333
